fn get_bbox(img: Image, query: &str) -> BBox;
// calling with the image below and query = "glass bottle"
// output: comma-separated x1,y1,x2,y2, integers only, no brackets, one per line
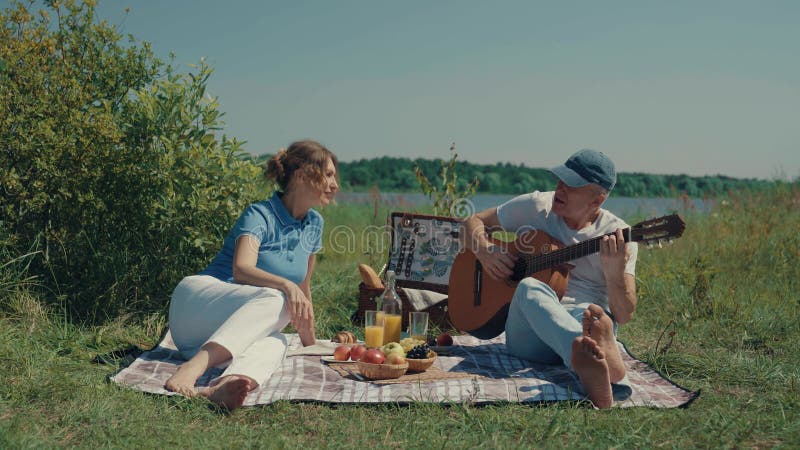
380,270,403,344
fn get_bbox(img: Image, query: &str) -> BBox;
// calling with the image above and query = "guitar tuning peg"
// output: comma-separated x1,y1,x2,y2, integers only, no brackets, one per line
667,239,674,245
658,240,663,249
646,242,654,249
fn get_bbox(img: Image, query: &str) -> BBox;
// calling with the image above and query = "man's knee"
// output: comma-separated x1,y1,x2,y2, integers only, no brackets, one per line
514,277,560,301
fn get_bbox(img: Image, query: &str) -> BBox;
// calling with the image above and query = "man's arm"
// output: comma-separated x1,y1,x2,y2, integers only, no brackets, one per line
606,273,637,324
600,229,638,324
462,208,517,280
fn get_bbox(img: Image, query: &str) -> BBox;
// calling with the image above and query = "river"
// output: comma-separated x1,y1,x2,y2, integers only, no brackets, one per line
336,192,711,219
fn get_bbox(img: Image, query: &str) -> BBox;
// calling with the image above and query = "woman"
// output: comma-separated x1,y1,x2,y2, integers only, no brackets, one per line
164,140,338,410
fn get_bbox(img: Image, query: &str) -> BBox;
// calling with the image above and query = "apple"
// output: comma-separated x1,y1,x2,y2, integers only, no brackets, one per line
436,333,453,347
382,342,404,357
385,352,406,365
349,344,367,362
333,345,351,361
361,348,385,365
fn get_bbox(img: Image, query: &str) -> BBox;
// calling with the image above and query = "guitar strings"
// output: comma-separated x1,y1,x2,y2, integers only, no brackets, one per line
516,229,641,274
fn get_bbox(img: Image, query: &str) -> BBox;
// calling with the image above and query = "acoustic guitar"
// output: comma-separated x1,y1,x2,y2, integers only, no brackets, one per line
447,214,685,339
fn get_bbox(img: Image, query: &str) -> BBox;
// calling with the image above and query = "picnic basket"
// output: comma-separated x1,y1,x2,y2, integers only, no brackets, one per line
356,361,409,380
405,351,437,372
354,212,462,330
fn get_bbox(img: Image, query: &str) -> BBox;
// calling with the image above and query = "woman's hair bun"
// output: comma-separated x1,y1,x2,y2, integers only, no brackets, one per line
264,140,337,191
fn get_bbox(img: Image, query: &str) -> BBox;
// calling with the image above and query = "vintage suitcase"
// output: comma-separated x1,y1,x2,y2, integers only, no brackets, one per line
354,212,462,330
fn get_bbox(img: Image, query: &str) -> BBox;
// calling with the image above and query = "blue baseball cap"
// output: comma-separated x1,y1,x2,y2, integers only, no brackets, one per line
549,148,617,191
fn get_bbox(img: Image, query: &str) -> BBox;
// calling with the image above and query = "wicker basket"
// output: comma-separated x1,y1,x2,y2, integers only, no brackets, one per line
356,361,408,380
406,351,437,372
355,282,452,330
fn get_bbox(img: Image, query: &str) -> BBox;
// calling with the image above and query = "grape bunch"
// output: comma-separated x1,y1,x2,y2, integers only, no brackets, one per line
406,343,430,359
400,338,425,353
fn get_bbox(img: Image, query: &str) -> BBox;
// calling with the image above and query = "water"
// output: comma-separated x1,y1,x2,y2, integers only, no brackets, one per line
336,192,712,219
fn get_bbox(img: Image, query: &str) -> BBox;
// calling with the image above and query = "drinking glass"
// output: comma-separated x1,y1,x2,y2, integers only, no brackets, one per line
408,311,429,342
364,310,384,348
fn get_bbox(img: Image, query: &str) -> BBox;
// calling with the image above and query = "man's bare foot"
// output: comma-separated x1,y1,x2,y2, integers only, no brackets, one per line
200,376,251,411
165,359,207,397
571,336,613,409
582,304,626,382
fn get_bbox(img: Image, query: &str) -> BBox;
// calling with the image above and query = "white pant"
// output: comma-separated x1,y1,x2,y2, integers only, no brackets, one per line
168,275,291,387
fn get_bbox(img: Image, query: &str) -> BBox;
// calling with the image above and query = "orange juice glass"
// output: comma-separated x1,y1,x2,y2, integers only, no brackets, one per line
365,326,384,348
383,314,402,345
364,310,384,348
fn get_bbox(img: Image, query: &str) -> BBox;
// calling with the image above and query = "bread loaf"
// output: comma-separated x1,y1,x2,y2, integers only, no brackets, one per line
358,263,384,289
332,331,356,343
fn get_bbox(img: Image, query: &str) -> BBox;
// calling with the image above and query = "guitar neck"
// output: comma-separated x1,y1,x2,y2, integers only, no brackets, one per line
520,228,631,272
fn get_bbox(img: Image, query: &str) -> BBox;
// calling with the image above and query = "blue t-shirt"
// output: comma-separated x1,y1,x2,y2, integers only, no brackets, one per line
199,192,324,284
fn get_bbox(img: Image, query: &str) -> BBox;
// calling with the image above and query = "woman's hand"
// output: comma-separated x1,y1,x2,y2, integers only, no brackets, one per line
292,310,316,346
282,281,316,345
282,281,313,323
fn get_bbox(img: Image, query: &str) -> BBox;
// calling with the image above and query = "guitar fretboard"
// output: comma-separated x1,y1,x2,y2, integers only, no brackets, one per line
512,228,633,280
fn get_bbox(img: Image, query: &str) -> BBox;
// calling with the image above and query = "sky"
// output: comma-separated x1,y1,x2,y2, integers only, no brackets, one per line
13,0,800,179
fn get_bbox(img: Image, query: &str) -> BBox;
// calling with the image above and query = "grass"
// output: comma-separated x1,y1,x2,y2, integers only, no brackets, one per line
2,186,800,448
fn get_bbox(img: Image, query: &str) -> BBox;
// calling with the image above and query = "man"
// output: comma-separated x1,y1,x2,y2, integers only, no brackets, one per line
462,148,637,408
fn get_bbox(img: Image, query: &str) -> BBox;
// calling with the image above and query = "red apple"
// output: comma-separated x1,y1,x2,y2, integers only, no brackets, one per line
437,333,453,347
385,352,406,365
349,344,367,362
360,348,385,364
333,345,351,361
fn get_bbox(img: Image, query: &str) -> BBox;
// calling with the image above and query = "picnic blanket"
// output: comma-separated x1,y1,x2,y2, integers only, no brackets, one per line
110,332,698,408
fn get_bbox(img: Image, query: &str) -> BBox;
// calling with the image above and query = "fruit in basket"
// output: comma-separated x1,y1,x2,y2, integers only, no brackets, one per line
385,352,406,365
400,337,425,353
406,343,430,359
361,348,385,364
349,344,366,362
333,345,351,361
382,342,405,357
436,332,453,347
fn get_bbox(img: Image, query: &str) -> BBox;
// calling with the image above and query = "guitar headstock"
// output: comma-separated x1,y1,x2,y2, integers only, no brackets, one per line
630,214,686,248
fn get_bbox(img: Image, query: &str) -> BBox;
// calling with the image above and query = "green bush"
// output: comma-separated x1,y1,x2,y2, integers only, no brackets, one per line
0,0,268,320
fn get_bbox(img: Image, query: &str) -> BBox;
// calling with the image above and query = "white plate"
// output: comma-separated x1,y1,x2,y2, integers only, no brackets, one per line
320,356,358,364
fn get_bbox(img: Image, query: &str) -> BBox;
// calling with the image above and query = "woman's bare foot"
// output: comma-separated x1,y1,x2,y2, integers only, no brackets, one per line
582,304,626,382
165,358,207,397
571,336,613,409
199,376,251,411
165,343,233,398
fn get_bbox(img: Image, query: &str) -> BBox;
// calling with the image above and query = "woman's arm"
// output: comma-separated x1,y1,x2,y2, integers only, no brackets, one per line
295,254,317,346
232,235,315,337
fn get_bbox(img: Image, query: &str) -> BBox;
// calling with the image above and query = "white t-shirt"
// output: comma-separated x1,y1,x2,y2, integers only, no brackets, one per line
496,191,638,310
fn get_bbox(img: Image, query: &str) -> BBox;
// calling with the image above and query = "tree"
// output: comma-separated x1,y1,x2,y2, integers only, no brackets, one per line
0,1,265,319
414,143,480,216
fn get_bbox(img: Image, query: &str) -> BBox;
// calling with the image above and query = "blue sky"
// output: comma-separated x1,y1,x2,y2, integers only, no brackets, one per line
18,0,800,178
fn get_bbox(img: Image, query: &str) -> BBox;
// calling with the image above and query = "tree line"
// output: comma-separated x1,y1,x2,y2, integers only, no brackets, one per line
253,155,778,198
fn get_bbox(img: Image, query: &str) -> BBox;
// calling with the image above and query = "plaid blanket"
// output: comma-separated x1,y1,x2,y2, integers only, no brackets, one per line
110,332,697,408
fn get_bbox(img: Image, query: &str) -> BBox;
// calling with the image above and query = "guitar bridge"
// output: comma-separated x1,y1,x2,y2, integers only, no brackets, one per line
474,260,482,307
